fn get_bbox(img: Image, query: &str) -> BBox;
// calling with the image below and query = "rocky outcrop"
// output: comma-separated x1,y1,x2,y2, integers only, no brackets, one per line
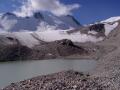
89,24,105,33
54,39,86,56
32,39,87,59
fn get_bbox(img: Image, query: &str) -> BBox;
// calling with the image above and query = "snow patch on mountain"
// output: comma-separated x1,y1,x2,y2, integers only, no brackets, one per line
36,22,57,31
88,31,98,35
0,32,40,47
104,22,119,36
14,32,40,47
34,30,103,43
101,16,120,23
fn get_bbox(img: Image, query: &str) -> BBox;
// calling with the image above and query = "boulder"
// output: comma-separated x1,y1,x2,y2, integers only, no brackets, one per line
89,24,105,33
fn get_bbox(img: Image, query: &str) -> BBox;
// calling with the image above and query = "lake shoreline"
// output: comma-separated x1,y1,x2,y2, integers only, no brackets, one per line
2,70,108,90
0,59,97,88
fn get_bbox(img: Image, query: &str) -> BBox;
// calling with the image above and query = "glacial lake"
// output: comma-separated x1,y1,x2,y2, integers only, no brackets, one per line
0,59,97,88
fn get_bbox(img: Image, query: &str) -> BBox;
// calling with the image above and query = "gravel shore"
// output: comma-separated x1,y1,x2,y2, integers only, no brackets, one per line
1,70,113,90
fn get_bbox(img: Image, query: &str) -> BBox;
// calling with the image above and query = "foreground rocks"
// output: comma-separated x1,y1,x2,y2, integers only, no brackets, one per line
2,70,113,90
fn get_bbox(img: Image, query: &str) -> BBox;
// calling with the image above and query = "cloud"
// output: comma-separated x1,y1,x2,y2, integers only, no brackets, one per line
14,0,80,17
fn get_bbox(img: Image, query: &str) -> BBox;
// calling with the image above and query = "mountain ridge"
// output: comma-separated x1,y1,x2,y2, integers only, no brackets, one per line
0,12,81,32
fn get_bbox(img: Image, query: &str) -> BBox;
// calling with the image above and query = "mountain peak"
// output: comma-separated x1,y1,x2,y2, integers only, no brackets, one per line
0,12,81,32
66,15,81,25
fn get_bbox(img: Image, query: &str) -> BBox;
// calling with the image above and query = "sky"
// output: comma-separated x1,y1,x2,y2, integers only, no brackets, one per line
0,0,120,24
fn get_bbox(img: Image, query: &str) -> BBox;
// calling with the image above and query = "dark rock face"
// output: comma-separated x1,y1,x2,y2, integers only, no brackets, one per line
55,39,74,46
0,44,32,61
89,24,105,33
54,39,86,56
34,12,44,19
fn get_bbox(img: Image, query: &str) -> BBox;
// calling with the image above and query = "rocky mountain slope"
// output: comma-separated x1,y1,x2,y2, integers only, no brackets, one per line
0,14,120,61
